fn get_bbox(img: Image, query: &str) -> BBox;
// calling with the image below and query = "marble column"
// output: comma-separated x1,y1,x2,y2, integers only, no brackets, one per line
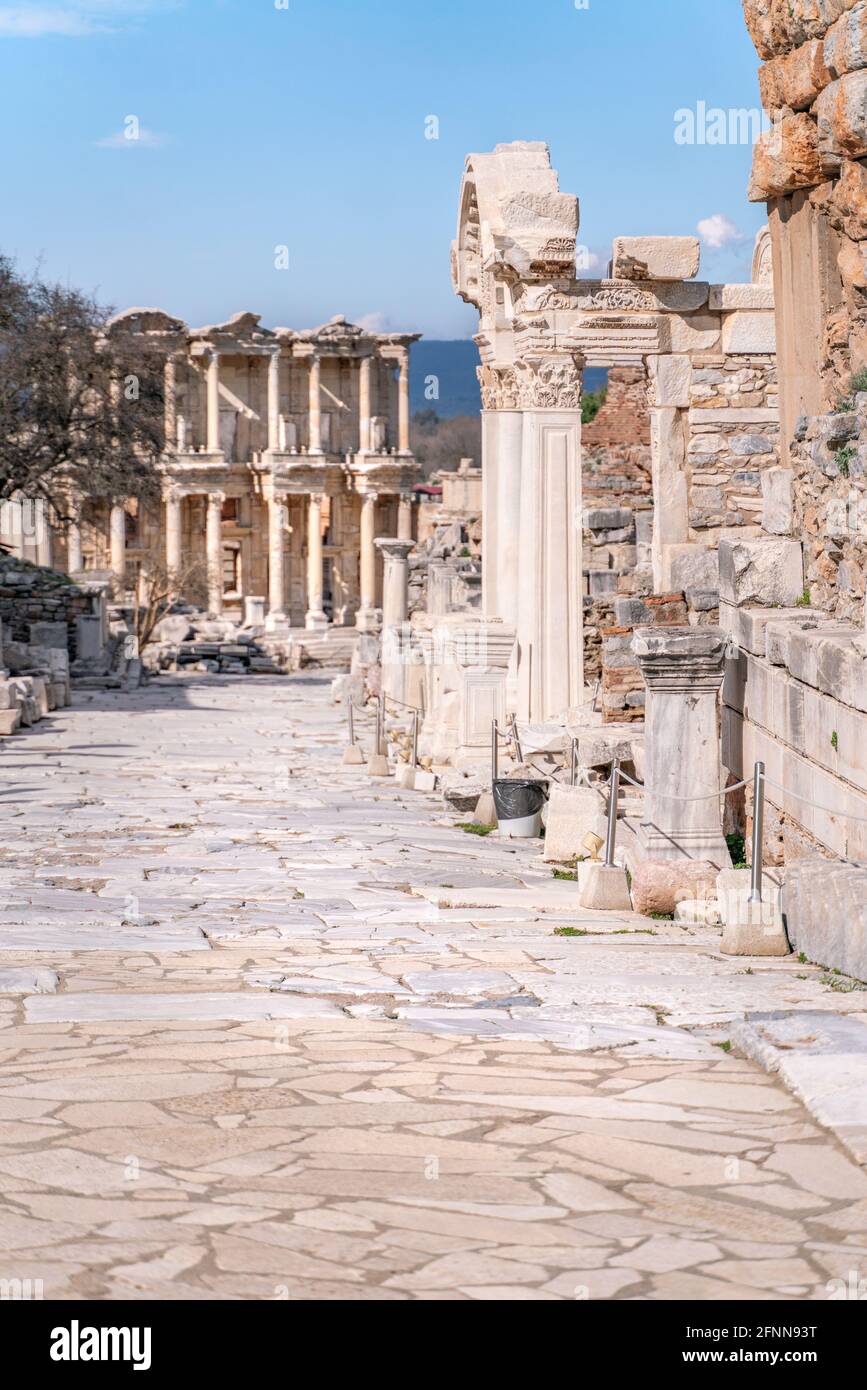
67,520,83,575
305,493,328,630
634,626,729,867
267,349,281,453
267,496,287,625
356,491,380,631
164,356,177,451
109,505,126,584
206,492,225,615
359,355,372,453
308,355,322,454
398,350,411,454
375,538,414,630
496,411,523,632
206,350,221,454
397,493,414,541
165,491,183,581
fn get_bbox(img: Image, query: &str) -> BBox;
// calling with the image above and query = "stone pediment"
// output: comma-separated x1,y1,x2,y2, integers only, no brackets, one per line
106,307,187,337
189,312,275,347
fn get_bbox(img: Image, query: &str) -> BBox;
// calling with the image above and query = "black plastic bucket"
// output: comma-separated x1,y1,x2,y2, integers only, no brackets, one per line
493,779,547,838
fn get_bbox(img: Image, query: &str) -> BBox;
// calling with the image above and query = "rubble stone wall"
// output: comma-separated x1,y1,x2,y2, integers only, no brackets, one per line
687,354,780,535
0,555,92,658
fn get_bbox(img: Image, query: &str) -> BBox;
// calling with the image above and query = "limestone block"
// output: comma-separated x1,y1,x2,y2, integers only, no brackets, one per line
579,864,633,912
543,785,608,864
413,769,438,792
763,615,823,666
668,545,720,594
611,236,700,283
748,113,822,201
762,465,795,535
673,898,722,926
831,158,867,239
721,310,777,355
824,5,867,81
744,0,858,63
708,283,775,310
629,860,719,916
786,626,858,688
816,71,867,162
28,621,68,649
718,869,789,957
659,313,721,354
0,709,21,736
759,40,831,111
784,860,867,982
648,354,691,409
838,235,867,289
718,537,804,608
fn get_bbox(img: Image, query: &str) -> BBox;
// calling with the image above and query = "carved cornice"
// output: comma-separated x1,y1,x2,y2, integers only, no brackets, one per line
633,626,727,692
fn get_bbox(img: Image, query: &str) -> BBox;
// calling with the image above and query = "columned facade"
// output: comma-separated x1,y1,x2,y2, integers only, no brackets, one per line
62,311,420,626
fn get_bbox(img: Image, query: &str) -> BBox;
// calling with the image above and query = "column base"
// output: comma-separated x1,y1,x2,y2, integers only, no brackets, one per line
265,610,291,634
305,610,329,632
355,607,382,634
637,822,730,870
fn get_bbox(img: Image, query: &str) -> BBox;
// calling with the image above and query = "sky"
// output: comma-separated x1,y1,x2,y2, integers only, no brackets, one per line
0,0,768,339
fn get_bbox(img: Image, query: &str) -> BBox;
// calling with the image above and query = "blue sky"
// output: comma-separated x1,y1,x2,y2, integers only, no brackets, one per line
0,0,767,338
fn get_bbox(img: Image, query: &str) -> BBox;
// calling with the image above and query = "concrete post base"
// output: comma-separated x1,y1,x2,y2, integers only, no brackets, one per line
473,791,497,828
342,745,365,766
579,864,634,912
367,754,391,778
717,868,790,956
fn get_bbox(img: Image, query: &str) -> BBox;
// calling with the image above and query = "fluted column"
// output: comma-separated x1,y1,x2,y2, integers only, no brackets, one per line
398,350,411,454
67,520,83,574
359,355,372,453
164,355,177,451
267,349,281,452
305,493,328,630
308,355,322,454
398,493,414,541
109,505,126,584
356,491,380,631
267,496,287,625
206,491,225,615
165,491,183,581
206,350,221,453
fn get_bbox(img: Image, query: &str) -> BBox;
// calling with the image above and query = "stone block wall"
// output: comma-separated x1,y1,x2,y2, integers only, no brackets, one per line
745,0,867,412
583,367,653,509
0,555,93,659
600,593,689,724
687,355,781,536
782,390,867,622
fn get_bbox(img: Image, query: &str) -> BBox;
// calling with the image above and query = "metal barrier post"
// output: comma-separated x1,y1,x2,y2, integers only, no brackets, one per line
571,737,579,788
491,720,499,787
411,710,419,770
605,759,621,868
511,715,523,765
749,761,766,905
377,697,384,758
348,700,356,748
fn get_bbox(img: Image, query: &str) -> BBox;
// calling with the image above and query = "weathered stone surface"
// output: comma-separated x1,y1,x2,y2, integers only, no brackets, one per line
762,466,795,535
759,40,831,111
611,237,700,283
719,537,805,608
784,859,867,981
831,158,867,240
824,2,867,79
748,113,823,200
543,785,607,864
721,310,777,355
630,860,719,916
816,70,867,161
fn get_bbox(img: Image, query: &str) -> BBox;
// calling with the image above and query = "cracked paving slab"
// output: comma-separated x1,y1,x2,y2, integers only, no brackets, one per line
0,673,866,1301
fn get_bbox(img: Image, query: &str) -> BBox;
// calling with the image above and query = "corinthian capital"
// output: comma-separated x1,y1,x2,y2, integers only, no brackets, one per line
514,353,585,410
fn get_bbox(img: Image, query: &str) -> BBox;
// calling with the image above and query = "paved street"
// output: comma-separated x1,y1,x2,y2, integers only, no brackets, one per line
1,675,866,1301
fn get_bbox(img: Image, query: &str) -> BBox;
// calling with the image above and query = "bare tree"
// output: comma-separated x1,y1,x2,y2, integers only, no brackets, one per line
0,256,165,518
133,548,208,652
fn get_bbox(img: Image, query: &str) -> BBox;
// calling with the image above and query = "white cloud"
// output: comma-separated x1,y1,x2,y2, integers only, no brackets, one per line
0,2,175,38
697,213,745,250
96,124,168,149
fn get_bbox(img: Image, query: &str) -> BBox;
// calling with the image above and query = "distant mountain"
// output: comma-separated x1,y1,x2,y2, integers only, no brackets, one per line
410,340,608,419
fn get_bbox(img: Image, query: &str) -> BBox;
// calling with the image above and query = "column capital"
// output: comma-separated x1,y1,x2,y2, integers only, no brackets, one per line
513,352,585,410
205,489,226,507
633,626,727,693
375,537,414,562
